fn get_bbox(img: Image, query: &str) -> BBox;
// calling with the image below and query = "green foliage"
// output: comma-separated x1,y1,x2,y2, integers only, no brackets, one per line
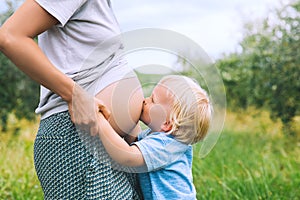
0,0,23,25
0,53,39,132
136,71,165,97
1,113,299,199
0,134,43,199
193,130,300,199
0,0,40,132
216,0,300,135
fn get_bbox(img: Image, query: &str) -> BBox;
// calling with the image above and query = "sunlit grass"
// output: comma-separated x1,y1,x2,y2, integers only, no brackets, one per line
193,130,300,199
0,117,42,200
193,110,300,200
0,111,299,199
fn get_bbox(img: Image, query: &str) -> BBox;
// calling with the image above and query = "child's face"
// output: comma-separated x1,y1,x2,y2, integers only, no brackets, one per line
140,83,174,132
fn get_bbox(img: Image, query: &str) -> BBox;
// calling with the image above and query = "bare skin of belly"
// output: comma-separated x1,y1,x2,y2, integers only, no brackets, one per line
95,77,144,138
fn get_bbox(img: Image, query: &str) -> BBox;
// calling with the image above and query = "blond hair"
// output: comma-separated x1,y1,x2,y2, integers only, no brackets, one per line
159,75,212,144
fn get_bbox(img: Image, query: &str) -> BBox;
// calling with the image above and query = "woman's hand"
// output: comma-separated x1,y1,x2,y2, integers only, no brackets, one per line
68,83,110,136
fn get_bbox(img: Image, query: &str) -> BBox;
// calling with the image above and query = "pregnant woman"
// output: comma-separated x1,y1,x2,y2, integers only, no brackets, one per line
0,0,143,199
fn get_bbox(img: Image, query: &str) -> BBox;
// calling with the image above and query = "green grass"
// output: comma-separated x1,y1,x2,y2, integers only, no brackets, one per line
193,131,300,200
193,110,300,200
0,135,43,199
0,112,299,199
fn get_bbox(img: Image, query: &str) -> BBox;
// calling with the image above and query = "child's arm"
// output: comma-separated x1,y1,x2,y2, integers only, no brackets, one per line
124,123,141,144
97,111,145,167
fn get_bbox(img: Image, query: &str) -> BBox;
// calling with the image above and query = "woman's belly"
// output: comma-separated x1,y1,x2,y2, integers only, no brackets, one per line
95,76,144,136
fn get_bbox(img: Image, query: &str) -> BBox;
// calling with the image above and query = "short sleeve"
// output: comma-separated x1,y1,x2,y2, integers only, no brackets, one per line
35,0,88,26
137,129,151,141
133,132,189,172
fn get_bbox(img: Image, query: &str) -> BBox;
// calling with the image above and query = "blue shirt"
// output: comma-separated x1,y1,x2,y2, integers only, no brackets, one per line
133,129,196,200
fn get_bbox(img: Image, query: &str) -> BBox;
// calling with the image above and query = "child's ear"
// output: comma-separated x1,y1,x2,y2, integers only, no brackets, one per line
161,120,172,132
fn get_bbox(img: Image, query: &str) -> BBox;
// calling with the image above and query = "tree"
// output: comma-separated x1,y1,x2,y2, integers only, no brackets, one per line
0,0,39,132
216,0,300,135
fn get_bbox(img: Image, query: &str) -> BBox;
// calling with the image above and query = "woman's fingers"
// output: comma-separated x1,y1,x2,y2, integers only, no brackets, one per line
68,83,113,136
70,83,98,134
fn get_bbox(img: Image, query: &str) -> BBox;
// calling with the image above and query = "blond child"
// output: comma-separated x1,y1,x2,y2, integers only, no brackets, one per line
97,75,212,200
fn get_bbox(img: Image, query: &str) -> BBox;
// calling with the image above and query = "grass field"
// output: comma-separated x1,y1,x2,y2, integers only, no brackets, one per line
0,118,42,199
0,111,299,199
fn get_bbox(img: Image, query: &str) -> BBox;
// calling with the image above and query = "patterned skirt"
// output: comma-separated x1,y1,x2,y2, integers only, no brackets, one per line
34,111,141,200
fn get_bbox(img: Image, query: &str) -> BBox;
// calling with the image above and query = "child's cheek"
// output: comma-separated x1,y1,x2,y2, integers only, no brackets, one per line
148,104,167,131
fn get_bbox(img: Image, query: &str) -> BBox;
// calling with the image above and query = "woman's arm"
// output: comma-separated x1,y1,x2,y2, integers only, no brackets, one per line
0,0,74,102
97,111,145,167
0,0,101,134
124,123,141,144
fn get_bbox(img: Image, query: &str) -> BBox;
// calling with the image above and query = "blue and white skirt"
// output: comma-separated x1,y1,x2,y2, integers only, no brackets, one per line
34,111,141,199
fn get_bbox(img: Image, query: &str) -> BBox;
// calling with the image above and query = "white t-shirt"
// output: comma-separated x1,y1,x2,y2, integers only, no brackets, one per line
35,0,134,119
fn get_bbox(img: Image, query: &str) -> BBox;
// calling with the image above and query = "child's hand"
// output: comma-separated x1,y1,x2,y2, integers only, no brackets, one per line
68,83,110,136
97,101,111,120
68,83,100,135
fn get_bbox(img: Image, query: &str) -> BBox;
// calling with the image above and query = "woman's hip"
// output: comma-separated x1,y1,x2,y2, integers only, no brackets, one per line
33,111,140,199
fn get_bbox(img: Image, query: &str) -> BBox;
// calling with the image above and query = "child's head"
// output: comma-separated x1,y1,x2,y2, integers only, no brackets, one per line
140,75,212,144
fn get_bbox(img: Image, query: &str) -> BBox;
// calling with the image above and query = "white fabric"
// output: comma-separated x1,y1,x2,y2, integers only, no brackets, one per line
34,0,134,119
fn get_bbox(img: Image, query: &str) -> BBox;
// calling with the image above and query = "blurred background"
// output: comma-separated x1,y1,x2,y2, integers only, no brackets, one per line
0,0,299,199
